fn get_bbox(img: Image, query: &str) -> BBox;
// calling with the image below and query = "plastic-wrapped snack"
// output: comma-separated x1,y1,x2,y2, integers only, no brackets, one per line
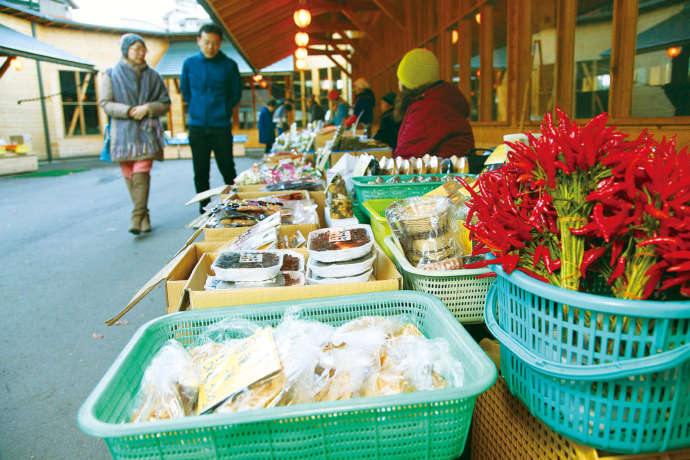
326,173,354,219
306,267,373,285
211,250,283,282
307,249,375,278
307,225,374,262
214,371,287,413
130,340,200,422
419,257,464,271
204,273,286,290
280,251,305,272
386,196,459,267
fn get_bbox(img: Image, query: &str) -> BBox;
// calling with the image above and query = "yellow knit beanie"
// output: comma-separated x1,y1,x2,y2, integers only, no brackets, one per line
397,48,439,89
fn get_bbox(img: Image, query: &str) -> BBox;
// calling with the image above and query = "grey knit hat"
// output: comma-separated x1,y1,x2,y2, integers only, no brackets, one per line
120,33,145,57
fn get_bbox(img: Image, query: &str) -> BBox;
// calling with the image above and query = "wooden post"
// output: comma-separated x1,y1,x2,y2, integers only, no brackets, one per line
251,80,257,129
479,3,494,121
67,72,92,136
0,57,13,80
458,18,472,99
555,0,576,115
311,68,320,97
300,70,306,126
508,0,532,128
609,0,638,118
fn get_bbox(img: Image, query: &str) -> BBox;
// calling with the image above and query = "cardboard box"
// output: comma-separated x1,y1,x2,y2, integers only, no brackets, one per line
165,241,224,313
203,223,318,242
181,245,402,310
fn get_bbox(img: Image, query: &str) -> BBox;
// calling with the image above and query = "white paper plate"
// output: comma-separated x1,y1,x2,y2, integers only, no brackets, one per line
307,249,376,278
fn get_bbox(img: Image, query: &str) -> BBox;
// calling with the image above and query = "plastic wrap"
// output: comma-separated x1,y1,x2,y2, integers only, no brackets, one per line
306,267,373,285
307,225,374,263
307,249,375,278
205,273,286,290
280,251,306,272
326,174,354,220
211,251,284,282
217,213,281,253
130,340,200,422
386,196,459,267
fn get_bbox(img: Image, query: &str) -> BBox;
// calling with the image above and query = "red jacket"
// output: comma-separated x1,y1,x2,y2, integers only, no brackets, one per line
394,81,475,158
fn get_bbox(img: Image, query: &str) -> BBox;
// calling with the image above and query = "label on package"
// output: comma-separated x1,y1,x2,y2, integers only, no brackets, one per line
239,253,263,264
328,230,352,242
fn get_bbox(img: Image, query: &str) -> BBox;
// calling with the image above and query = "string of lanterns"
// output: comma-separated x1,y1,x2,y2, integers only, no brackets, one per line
293,4,311,70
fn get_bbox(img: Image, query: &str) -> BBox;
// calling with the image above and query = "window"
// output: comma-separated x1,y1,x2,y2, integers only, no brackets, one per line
492,0,508,121
574,0,612,119
469,13,480,121
631,1,690,117
530,0,558,120
59,71,99,136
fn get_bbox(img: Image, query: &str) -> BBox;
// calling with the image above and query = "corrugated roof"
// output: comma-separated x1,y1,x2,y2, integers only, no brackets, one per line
0,23,94,69
155,40,293,77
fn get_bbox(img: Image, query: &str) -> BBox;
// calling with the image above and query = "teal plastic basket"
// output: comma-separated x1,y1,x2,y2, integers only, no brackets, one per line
384,235,493,324
78,292,497,460
351,174,473,209
485,270,690,454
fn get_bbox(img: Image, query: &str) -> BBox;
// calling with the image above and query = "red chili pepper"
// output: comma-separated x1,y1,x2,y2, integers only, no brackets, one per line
637,237,679,248
581,246,607,278
610,239,625,267
607,256,626,286
659,273,690,291
517,267,550,284
475,272,498,279
667,260,690,272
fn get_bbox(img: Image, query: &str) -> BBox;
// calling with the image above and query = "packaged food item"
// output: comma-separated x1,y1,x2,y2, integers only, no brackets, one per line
205,274,286,290
306,267,373,285
419,257,464,271
280,251,305,272
130,341,200,422
386,196,459,267
326,173,354,219
211,250,283,282
307,249,376,278
283,271,306,286
307,225,374,263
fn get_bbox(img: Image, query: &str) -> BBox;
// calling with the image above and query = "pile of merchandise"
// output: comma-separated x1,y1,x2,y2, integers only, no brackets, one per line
306,225,376,284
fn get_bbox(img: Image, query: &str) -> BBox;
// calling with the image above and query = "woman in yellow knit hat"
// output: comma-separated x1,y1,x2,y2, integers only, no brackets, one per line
393,48,475,158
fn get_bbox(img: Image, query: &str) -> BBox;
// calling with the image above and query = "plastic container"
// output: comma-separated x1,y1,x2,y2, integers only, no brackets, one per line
205,273,286,290
485,276,690,454
361,198,396,259
282,271,305,286
306,267,374,285
307,224,374,263
211,250,283,281
352,174,472,207
471,375,690,460
78,292,497,460
385,235,493,323
307,249,376,278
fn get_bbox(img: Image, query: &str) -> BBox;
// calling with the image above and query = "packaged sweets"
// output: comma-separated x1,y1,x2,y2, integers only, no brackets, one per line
307,249,376,278
279,251,305,272
211,251,283,282
307,225,374,263
306,267,373,285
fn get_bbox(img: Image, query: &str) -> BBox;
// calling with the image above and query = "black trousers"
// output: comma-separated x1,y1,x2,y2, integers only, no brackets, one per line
188,126,237,198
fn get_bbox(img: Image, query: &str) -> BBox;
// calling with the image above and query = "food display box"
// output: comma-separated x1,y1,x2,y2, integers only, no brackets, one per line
202,223,318,243
164,241,224,313
181,245,402,310
225,190,327,227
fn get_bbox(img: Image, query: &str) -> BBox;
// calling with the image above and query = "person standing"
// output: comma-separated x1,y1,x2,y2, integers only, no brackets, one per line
180,23,241,213
394,48,474,158
308,95,325,123
98,33,170,234
273,98,293,135
327,89,349,126
373,91,400,149
352,78,375,134
258,99,277,153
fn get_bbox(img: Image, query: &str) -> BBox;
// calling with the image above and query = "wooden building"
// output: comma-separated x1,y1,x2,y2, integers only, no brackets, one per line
202,0,690,148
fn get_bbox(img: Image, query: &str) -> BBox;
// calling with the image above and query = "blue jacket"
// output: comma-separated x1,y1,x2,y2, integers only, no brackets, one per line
180,51,241,128
333,101,349,126
258,106,275,143
353,88,375,124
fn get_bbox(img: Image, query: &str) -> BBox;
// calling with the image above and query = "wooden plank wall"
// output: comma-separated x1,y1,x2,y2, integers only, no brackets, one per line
354,0,690,148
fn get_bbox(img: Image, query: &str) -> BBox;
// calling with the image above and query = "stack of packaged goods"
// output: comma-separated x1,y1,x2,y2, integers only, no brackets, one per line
306,225,376,284
205,249,306,291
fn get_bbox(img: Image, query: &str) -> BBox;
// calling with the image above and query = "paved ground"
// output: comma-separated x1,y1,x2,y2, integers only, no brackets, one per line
0,154,257,459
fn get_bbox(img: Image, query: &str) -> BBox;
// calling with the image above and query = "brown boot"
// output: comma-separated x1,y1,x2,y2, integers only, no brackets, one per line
132,172,151,233
124,177,141,234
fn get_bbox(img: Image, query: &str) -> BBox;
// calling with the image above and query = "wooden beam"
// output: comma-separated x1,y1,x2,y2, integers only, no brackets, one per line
335,28,368,58
508,0,531,128
0,56,12,80
340,8,379,42
555,0,576,115
458,18,472,99
479,3,494,121
372,0,405,30
609,0,638,118
325,45,352,78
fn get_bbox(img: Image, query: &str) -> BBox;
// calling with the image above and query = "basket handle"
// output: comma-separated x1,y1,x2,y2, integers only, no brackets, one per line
485,284,690,381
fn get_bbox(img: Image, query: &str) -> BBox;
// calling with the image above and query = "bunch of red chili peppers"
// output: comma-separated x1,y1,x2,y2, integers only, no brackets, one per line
461,108,690,300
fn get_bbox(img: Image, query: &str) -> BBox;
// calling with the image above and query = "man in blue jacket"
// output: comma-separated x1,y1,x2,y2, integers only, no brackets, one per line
181,23,241,213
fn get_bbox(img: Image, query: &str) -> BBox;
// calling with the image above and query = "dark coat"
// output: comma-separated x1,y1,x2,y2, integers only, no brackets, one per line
258,106,275,144
180,51,241,128
394,81,474,158
353,88,375,124
373,108,400,149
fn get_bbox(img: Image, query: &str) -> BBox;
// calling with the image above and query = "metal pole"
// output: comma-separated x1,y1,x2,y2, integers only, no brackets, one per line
32,22,52,162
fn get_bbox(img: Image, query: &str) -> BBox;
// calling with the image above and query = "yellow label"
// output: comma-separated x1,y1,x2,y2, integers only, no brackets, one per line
196,328,283,415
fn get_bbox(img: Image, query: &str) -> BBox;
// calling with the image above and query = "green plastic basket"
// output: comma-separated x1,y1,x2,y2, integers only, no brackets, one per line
384,235,494,324
78,292,497,460
361,199,397,260
351,174,473,209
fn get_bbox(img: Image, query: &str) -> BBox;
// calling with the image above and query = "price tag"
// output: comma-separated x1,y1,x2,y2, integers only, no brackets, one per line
328,230,352,242
239,253,263,264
